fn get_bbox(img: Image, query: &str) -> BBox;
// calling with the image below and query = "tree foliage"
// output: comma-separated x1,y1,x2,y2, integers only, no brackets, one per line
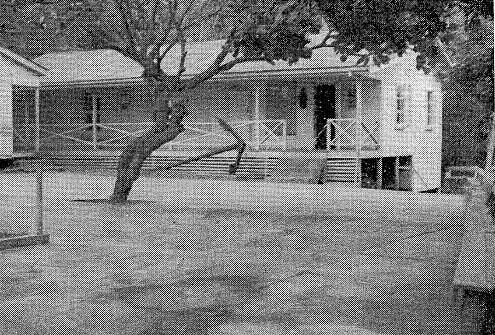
315,0,493,71
440,16,494,166
21,0,322,93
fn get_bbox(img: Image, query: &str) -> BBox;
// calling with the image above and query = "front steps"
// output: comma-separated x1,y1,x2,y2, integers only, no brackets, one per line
31,154,280,179
13,154,361,186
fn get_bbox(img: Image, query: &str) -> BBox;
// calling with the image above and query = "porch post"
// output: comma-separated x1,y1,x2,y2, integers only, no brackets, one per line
355,78,363,153
34,88,40,153
355,78,363,187
335,82,342,150
24,104,29,146
92,94,97,150
253,86,261,150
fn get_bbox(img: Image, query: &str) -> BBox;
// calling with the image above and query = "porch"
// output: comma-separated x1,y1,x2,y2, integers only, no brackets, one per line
12,117,380,155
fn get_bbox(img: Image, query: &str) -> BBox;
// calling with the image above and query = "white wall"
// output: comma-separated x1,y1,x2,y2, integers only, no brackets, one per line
0,56,40,87
0,56,42,156
369,53,442,191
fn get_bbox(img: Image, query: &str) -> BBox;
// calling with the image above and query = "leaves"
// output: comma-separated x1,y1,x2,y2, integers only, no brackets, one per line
315,0,492,71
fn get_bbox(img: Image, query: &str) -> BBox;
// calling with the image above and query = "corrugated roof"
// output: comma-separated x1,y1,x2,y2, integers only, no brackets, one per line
34,49,144,85
35,34,367,85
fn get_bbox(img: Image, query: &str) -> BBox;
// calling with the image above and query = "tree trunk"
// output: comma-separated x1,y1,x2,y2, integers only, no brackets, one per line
485,113,495,171
109,101,248,203
109,101,187,203
484,113,495,215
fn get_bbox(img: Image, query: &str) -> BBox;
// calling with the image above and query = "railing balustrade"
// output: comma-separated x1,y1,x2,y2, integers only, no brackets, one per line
316,118,380,151
15,118,378,153
30,119,287,151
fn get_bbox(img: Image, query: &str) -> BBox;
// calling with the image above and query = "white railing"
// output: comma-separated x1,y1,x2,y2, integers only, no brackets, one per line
36,119,287,151
317,118,379,151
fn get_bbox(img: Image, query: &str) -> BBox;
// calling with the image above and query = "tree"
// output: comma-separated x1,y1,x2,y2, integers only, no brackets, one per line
9,0,493,202
438,16,493,168
0,1,91,57
40,0,323,202
314,0,492,70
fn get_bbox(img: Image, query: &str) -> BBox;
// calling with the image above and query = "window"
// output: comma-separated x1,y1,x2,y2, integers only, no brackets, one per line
426,91,434,127
395,85,406,126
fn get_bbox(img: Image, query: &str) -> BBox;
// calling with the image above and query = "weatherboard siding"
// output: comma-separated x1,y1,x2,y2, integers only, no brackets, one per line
370,53,442,191
0,82,13,156
0,56,40,87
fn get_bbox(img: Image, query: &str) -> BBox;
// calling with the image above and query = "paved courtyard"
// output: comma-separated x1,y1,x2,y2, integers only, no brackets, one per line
0,171,466,334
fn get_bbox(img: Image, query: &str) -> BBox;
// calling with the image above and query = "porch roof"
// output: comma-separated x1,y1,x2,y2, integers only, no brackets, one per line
34,34,369,87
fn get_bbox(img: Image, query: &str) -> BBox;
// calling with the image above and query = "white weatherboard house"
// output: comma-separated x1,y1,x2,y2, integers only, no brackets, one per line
10,36,441,191
0,47,46,157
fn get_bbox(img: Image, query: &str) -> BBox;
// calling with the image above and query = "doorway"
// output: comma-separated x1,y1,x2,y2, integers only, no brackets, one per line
314,84,335,150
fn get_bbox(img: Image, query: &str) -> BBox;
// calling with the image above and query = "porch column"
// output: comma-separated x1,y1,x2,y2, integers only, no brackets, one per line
253,86,261,150
92,95,98,150
355,78,363,187
355,78,363,154
34,88,40,153
335,82,342,150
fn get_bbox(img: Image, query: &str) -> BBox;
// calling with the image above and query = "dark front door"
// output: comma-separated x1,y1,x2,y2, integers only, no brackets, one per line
314,84,336,150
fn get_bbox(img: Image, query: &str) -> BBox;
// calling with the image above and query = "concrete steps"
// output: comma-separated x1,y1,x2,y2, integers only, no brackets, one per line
14,155,361,186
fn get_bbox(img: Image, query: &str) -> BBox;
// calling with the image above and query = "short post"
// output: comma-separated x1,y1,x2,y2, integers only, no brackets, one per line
376,157,383,189
92,95,98,150
355,158,362,187
326,119,331,151
395,156,400,190
35,160,43,235
281,120,287,150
